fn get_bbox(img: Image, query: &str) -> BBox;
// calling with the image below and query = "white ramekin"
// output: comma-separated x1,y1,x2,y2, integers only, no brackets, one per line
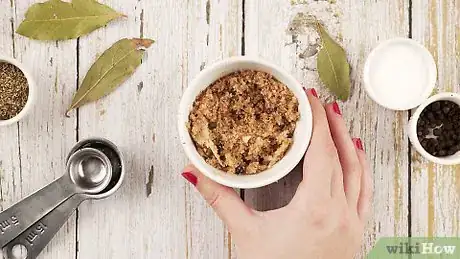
178,57,313,189
408,92,460,165
363,38,437,111
0,56,36,127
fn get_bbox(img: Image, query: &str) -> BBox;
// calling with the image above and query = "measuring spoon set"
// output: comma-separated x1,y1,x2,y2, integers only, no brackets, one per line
0,138,125,259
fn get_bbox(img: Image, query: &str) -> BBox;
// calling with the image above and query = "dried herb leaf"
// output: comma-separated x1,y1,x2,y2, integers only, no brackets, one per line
17,0,125,40
316,22,351,101
67,38,154,113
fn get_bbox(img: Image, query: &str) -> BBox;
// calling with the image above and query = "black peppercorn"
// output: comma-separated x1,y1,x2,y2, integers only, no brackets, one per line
423,128,430,135
433,128,442,136
455,144,460,152
443,107,451,114
421,139,429,147
417,100,460,157
448,148,457,156
427,112,435,120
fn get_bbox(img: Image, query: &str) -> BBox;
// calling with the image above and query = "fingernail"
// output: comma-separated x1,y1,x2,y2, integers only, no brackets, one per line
182,172,197,186
308,88,318,97
332,101,342,115
353,138,364,151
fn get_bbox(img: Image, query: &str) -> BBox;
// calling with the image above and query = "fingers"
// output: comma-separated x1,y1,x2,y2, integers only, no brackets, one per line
181,165,257,233
294,89,373,222
301,88,341,197
353,139,373,221
325,102,361,204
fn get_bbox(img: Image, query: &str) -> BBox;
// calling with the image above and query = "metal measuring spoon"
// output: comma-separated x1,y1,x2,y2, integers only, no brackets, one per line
0,147,112,249
4,138,125,259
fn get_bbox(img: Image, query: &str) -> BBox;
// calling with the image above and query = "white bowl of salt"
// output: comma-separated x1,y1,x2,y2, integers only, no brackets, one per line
363,38,437,111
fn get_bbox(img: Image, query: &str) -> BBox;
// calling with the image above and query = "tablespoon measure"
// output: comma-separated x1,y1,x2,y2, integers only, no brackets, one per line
0,148,112,249
4,138,125,259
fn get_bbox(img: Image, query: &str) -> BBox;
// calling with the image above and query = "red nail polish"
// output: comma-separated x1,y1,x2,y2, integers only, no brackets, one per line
182,172,197,186
309,88,318,97
354,138,364,151
332,102,342,115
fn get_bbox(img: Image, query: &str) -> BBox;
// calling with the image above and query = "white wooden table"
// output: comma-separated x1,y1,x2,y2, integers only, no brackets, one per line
0,0,459,258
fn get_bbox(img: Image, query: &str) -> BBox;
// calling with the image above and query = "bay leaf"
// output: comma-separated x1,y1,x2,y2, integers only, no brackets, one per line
66,38,154,113
316,22,351,101
17,0,125,40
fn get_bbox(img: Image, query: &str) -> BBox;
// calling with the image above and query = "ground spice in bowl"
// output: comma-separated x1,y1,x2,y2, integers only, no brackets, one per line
188,70,300,175
0,62,29,120
417,100,460,157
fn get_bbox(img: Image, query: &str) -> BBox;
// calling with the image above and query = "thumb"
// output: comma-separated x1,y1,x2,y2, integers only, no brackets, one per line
181,165,257,233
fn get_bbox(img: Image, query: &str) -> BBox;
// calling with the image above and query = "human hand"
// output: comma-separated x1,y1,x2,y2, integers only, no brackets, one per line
181,88,373,259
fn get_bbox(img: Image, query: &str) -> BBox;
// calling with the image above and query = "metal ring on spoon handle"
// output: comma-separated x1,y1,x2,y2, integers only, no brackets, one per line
4,194,86,259
0,175,78,248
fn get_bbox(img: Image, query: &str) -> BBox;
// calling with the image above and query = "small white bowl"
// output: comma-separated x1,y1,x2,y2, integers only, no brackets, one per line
0,56,35,127
363,38,437,110
178,57,313,189
408,92,460,165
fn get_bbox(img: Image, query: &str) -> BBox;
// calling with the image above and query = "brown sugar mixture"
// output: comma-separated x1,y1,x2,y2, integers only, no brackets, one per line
188,70,300,175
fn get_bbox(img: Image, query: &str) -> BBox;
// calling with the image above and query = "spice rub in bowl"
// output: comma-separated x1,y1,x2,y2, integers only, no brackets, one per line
188,70,300,175
0,62,29,121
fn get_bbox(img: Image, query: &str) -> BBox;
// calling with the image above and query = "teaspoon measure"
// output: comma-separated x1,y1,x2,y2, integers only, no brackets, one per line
0,148,112,249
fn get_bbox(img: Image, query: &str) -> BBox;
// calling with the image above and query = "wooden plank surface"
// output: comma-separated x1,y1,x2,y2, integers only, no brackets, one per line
411,0,460,237
0,0,26,257
1,0,78,258
75,1,241,259
244,0,410,257
182,1,242,258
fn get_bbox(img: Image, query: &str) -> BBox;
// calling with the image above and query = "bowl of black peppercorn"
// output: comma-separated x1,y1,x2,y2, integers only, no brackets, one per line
409,93,460,164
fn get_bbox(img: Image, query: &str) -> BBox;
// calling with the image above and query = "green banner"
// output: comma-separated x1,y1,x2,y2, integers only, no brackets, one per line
367,237,460,259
